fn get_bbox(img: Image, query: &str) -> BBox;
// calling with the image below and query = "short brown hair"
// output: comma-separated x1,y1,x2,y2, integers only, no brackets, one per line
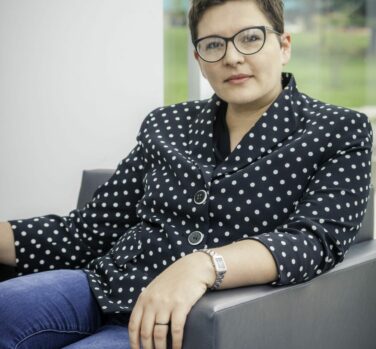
188,0,284,44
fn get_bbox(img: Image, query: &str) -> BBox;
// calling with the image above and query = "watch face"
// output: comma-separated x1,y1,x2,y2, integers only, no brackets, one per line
214,255,227,272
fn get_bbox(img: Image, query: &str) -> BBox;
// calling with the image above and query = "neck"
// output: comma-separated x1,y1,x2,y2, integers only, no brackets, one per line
226,83,283,133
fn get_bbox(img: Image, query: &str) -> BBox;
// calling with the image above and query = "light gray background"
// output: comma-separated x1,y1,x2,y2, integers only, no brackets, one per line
0,0,163,220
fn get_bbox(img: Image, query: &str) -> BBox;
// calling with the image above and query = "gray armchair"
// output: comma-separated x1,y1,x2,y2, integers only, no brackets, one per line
1,170,375,348
77,169,376,349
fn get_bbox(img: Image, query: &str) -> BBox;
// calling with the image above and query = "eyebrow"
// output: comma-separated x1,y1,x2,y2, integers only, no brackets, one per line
199,24,266,38
197,24,268,41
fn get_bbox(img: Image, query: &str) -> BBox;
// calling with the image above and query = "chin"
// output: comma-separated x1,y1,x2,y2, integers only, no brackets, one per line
221,90,263,106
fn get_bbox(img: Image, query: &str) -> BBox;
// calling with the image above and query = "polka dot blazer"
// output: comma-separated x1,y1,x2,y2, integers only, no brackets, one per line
9,73,373,318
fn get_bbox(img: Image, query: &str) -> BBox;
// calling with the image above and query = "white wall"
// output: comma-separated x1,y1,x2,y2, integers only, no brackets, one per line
0,0,163,220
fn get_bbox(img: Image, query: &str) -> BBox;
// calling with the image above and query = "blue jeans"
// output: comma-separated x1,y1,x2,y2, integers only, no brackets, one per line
0,269,132,349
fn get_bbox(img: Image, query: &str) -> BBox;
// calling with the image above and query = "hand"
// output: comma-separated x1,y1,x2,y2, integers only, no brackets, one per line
128,252,214,349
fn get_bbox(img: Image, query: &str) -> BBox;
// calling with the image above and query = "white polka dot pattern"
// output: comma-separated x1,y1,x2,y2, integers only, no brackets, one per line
8,73,373,317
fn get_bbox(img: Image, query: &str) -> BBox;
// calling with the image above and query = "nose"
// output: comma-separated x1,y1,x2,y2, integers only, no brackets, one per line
222,40,245,65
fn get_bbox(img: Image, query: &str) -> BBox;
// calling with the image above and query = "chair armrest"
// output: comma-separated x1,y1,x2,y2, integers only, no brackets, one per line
183,239,376,349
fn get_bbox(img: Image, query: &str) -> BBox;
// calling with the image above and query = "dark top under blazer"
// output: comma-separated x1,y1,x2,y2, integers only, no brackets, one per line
9,73,373,318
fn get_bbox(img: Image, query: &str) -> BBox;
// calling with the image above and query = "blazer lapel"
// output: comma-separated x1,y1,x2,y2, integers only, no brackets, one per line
187,95,221,186
188,73,301,183
213,73,300,179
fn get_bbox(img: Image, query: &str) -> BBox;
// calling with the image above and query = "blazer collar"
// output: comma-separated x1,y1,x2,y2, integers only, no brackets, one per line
188,72,301,183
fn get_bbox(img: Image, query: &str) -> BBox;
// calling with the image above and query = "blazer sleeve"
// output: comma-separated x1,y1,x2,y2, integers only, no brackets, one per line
237,113,373,286
8,121,148,276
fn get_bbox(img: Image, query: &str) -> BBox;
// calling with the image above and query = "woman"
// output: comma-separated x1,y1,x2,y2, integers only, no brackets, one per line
0,0,372,348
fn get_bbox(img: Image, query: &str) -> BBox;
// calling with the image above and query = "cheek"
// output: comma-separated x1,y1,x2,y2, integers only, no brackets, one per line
252,53,282,76
201,62,222,82
204,66,221,84
199,65,207,79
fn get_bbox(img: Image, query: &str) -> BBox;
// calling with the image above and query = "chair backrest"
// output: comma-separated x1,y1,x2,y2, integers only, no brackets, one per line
76,169,115,209
355,185,374,243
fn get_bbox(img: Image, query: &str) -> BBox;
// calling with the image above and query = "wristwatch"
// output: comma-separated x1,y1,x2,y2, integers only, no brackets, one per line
197,249,227,290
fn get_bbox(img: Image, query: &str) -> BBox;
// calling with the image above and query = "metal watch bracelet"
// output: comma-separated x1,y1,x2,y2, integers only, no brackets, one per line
197,248,227,290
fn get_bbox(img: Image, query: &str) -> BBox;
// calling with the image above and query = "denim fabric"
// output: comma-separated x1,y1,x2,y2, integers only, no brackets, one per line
0,269,132,349
62,324,131,349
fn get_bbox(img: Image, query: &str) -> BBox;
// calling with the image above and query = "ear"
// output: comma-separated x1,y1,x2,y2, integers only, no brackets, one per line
193,49,208,79
194,49,199,61
280,32,292,66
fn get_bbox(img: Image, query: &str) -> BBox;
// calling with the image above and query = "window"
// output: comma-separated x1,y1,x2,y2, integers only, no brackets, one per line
285,0,376,112
164,0,189,105
164,0,376,122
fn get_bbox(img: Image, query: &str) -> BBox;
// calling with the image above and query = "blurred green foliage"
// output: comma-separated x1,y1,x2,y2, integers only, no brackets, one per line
164,27,188,105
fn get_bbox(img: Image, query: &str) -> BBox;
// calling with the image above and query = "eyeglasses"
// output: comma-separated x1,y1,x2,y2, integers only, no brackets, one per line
194,25,282,63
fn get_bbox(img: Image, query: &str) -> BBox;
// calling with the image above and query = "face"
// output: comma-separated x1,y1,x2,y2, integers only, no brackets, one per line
194,0,291,110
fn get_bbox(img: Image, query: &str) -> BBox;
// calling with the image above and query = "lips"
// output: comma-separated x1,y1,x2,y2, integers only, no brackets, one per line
225,74,252,82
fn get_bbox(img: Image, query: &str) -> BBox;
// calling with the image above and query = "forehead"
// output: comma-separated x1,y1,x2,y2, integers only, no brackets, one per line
197,1,271,38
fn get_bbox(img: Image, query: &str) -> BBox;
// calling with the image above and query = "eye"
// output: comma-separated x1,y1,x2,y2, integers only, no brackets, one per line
241,34,261,43
237,28,264,44
205,40,224,50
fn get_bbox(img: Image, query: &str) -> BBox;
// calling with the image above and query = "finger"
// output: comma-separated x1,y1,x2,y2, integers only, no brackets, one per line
170,306,190,349
128,301,145,349
153,323,170,349
140,308,157,349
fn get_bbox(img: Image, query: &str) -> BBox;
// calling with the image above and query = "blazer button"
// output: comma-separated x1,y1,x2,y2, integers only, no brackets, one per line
188,231,204,245
194,190,207,205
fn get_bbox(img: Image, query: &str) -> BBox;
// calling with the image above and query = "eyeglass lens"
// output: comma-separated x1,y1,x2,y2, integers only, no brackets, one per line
197,27,266,62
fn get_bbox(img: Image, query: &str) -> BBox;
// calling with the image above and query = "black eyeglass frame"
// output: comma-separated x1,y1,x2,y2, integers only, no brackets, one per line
194,25,282,63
